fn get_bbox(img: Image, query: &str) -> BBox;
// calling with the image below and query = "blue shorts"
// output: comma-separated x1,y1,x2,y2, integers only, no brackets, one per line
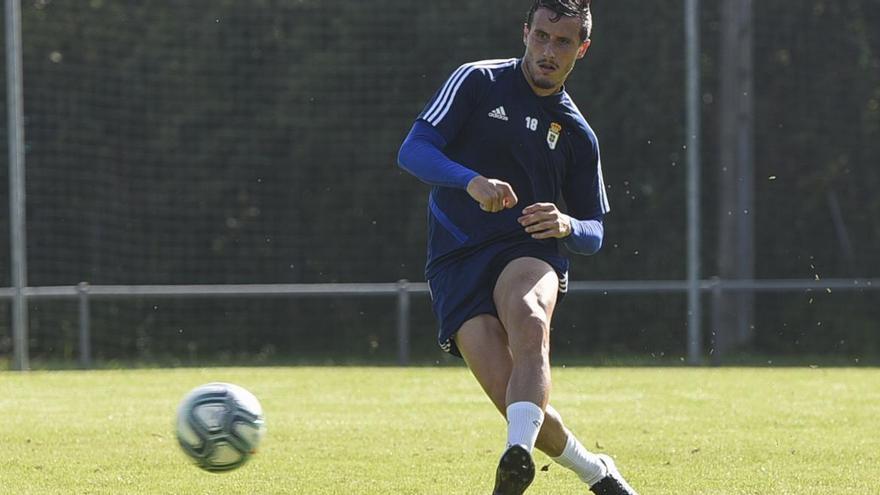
426,239,569,357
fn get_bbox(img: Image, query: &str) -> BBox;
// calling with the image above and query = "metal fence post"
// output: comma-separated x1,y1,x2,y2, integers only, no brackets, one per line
396,279,411,366
685,0,703,365
77,282,92,369
6,0,29,371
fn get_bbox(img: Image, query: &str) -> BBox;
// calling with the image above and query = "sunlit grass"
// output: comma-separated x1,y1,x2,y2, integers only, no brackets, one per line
1,366,877,494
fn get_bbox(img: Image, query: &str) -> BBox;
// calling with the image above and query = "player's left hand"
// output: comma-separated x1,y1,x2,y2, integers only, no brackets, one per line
518,203,572,239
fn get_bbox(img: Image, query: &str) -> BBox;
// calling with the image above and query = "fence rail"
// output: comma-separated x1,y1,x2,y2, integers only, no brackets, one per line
3,278,879,369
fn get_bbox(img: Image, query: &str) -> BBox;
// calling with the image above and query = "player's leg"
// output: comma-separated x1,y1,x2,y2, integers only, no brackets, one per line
455,314,567,455
454,314,511,415
456,317,633,493
454,313,552,495
492,257,638,494
492,256,558,421
460,257,554,494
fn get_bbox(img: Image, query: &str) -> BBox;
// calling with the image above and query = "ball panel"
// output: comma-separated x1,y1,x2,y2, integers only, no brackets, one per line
193,403,228,432
176,416,204,451
232,420,266,453
208,442,247,470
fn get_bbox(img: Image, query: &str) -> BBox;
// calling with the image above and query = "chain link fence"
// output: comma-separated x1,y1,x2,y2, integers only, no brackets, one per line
2,0,878,365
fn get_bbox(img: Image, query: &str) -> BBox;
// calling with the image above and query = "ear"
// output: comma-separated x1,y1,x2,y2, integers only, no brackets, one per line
576,39,592,59
523,23,530,46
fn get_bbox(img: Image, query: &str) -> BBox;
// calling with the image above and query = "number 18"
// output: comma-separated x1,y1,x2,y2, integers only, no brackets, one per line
525,117,538,131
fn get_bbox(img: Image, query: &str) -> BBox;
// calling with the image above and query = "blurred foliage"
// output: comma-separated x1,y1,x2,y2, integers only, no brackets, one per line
0,0,877,361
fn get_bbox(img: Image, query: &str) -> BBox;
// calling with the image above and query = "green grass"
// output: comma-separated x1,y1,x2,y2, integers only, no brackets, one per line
1,366,878,494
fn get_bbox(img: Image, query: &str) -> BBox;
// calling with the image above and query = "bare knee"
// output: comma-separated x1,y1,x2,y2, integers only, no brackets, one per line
495,279,554,363
508,313,550,362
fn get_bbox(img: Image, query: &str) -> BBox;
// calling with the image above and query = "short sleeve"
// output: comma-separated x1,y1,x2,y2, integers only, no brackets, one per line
417,62,493,144
563,130,611,220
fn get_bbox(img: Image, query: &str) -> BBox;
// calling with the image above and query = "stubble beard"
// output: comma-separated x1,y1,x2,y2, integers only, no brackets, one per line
524,59,559,91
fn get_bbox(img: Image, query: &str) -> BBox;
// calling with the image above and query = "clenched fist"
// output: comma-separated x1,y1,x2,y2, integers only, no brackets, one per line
466,175,519,213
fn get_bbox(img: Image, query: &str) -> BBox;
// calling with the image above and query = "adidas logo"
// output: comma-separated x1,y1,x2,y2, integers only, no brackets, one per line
488,106,509,121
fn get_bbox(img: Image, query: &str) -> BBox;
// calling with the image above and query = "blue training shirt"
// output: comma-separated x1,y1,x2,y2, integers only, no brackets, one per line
410,58,610,277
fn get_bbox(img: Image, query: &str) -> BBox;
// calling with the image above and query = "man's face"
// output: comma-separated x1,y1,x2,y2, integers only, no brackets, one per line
522,7,591,95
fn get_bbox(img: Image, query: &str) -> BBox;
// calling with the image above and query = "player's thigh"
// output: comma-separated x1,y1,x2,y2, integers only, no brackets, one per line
493,257,560,336
454,314,512,416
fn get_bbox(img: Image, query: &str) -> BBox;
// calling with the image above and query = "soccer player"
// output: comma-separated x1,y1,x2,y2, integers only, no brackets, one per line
397,1,638,494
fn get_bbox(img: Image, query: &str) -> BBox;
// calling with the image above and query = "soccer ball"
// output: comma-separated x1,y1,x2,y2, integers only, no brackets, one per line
175,382,266,472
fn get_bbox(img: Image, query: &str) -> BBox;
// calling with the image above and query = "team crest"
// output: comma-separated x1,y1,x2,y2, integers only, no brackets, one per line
547,122,562,150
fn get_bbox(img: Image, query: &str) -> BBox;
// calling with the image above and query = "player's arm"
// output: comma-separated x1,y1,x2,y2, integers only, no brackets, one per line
517,204,604,255
562,215,604,254
397,122,518,212
398,61,518,213
397,120,478,189
561,131,610,255
520,127,609,255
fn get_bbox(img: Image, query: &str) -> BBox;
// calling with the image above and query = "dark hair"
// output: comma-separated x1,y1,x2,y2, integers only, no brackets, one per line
526,0,593,42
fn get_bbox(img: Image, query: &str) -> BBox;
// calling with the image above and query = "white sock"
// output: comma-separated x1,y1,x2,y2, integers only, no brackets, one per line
506,401,544,453
551,433,608,486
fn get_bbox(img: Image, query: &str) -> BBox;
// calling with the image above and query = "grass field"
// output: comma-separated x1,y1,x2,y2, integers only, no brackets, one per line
1,366,878,494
